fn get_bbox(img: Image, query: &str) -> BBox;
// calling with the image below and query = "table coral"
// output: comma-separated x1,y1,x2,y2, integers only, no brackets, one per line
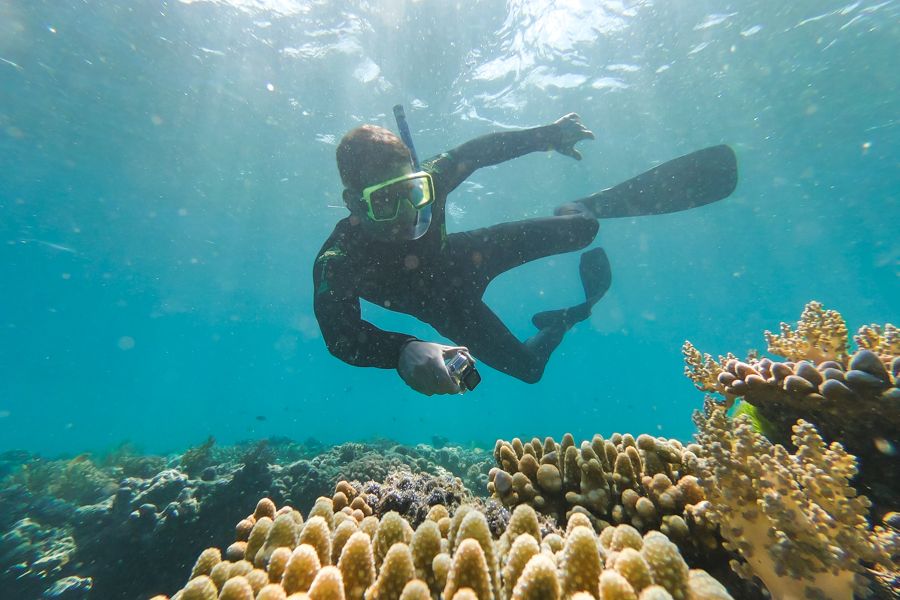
688,407,899,600
154,494,732,600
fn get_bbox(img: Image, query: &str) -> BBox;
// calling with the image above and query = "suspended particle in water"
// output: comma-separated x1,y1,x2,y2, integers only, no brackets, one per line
178,208,188,216
48,26,57,33
266,82,275,92
150,114,164,126
861,141,871,155
874,437,895,456
118,336,136,350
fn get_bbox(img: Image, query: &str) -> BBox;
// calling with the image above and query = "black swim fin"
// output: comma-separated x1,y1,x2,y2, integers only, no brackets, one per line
578,145,738,219
580,247,611,303
532,247,612,331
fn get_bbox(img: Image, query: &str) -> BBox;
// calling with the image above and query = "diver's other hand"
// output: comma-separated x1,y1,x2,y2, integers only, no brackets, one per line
551,112,595,160
397,341,467,396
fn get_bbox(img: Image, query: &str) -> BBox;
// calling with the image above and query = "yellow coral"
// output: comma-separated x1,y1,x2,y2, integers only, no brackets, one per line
612,548,652,593
682,341,733,396
599,570,638,600
373,512,413,569
510,554,559,600
258,513,300,567
409,520,442,595
299,516,333,567
501,534,540,600
308,566,345,600
763,301,849,363
282,544,321,595
455,510,500,599
443,538,492,600
189,548,221,580
181,576,217,600
218,576,255,600
691,408,898,600
336,531,375,600
255,498,277,521
332,520,359,565
640,532,688,600
397,579,430,600
258,584,288,600
246,517,274,564
559,526,602,599
269,547,293,584
366,543,415,600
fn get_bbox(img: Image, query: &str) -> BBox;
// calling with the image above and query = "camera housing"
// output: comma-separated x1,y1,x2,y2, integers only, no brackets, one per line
446,352,482,391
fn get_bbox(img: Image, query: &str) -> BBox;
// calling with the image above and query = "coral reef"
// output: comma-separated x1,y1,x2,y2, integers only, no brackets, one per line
0,518,84,598
0,437,492,599
154,493,734,600
683,301,899,515
485,432,718,559
688,406,899,600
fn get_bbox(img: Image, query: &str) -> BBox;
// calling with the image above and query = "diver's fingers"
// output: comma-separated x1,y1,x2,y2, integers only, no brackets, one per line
432,364,461,394
440,345,469,359
561,147,583,160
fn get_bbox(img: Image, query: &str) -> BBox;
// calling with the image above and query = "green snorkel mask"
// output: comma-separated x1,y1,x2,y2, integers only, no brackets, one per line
360,170,435,223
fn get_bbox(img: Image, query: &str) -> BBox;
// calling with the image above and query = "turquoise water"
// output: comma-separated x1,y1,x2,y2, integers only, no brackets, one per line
1,0,897,457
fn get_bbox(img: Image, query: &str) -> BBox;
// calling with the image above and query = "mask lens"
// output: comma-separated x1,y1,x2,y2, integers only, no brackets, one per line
368,184,405,220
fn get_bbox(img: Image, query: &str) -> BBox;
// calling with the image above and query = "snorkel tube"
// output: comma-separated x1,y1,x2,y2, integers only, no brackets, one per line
393,104,432,240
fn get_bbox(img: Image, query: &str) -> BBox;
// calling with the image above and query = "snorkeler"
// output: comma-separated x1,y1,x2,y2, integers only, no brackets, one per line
313,113,737,396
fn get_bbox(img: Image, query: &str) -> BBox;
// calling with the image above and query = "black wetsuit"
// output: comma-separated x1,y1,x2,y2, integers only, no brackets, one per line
313,125,599,383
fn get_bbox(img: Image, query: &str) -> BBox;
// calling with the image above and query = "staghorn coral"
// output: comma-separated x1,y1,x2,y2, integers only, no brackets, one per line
683,302,899,516
689,407,899,600
486,432,715,557
158,496,732,600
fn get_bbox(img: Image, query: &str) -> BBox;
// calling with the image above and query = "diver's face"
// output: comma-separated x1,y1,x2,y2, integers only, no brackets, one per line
353,162,418,242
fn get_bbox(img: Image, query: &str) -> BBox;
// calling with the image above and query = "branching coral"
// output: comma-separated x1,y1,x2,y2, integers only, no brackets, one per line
688,407,899,600
682,301,899,516
153,490,733,600
763,301,850,363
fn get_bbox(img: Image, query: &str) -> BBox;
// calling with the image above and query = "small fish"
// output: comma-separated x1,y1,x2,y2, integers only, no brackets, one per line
255,415,267,421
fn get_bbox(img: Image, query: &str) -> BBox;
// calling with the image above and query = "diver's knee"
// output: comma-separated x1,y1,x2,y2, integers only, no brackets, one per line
566,215,599,248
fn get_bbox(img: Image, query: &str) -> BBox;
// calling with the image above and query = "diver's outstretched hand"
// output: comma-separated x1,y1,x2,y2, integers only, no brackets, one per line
398,341,470,396
551,113,595,160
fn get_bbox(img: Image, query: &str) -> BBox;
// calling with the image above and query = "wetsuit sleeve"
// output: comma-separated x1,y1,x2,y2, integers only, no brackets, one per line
313,251,416,369
421,125,562,194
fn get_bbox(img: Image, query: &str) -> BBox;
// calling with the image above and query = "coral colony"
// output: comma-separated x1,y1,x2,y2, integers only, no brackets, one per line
1,302,897,600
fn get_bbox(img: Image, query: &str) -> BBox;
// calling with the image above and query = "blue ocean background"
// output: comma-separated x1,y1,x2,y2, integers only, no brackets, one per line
1,0,897,458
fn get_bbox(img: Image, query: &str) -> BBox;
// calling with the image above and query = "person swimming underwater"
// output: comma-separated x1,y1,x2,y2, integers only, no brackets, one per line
313,113,737,396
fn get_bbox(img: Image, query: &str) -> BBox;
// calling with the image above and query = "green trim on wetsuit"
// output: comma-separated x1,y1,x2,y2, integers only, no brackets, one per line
313,124,565,370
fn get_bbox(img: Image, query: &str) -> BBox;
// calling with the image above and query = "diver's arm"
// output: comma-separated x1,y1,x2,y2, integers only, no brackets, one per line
423,113,594,193
313,262,416,369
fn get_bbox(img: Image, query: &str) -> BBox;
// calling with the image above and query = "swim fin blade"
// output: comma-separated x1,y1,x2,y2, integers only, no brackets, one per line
531,247,611,330
580,247,611,303
579,145,738,219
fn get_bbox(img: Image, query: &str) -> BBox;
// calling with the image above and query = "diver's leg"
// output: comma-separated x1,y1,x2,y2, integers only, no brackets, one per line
448,206,599,290
434,299,567,384
449,205,608,330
